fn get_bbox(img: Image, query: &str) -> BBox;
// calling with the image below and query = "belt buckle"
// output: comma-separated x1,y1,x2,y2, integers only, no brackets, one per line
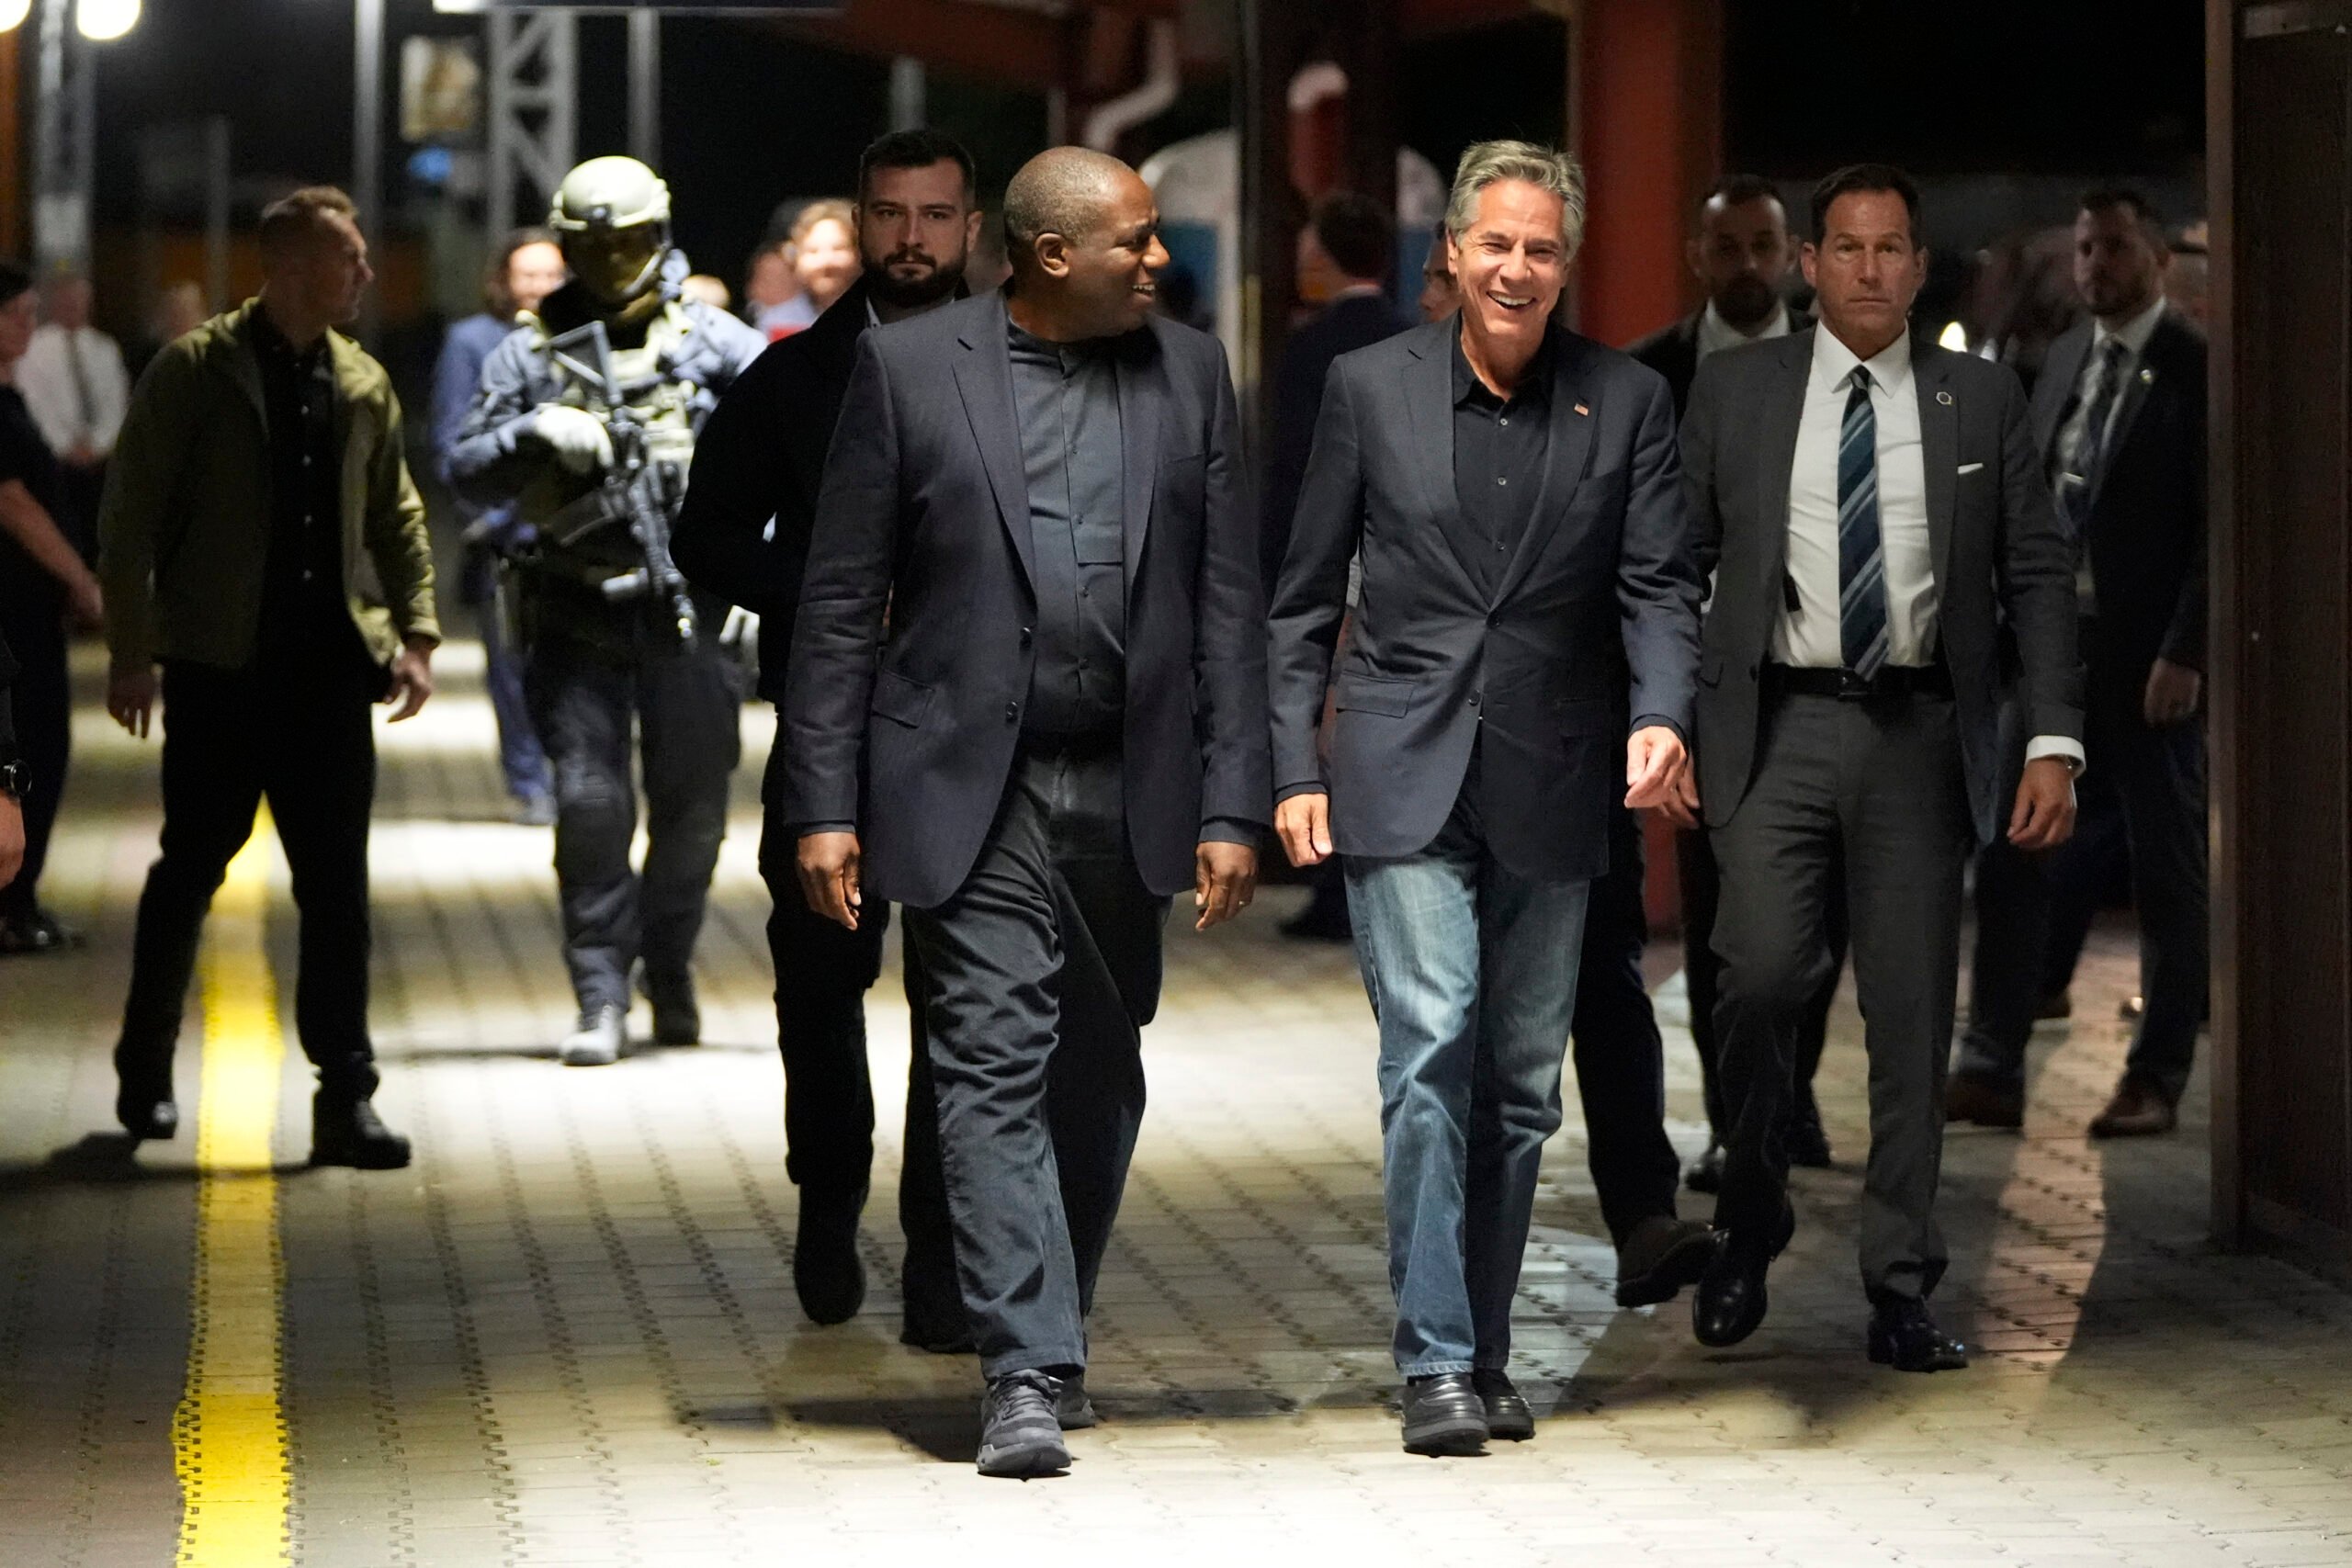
1836,668,1875,702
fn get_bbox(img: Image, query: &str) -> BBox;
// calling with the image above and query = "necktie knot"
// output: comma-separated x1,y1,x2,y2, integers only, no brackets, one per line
1849,365,1872,397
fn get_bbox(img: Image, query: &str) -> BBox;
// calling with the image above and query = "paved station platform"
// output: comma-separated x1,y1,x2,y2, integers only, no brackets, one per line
4,644,2348,1568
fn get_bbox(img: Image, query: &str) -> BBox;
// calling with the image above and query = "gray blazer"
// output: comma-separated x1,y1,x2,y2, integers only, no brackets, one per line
1682,327,2082,846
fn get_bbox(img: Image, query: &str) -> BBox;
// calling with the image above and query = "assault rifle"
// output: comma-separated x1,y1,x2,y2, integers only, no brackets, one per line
544,319,698,651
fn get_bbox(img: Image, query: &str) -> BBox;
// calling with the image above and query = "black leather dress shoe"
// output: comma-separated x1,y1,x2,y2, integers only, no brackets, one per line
1867,1298,1969,1372
1692,1202,1794,1348
1684,1143,1724,1195
641,972,701,1046
794,1186,867,1325
310,1095,413,1170
116,1079,179,1141
1471,1369,1533,1441
1614,1214,1720,1307
1398,1372,1488,1456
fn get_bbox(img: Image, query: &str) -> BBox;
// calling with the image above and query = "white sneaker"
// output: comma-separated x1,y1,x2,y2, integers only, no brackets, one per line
560,1005,627,1066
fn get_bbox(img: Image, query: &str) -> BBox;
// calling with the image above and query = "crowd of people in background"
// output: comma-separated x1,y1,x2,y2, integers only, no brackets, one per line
0,118,2210,1482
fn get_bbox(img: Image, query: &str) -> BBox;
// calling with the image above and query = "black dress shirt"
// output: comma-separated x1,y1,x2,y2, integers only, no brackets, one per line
1450,326,1552,600
1008,321,1125,741
249,311,363,672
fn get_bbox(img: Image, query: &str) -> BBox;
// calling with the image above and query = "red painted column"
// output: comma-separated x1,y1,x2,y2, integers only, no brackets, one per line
1570,0,1723,932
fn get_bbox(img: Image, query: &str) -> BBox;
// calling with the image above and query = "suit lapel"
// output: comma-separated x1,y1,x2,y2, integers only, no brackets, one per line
2086,321,2165,513
1402,328,1459,540
2035,325,2089,456
1115,333,1162,604
950,295,1035,590
1755,332,1812,610
1916,342,1959,592
1491,330,1594,607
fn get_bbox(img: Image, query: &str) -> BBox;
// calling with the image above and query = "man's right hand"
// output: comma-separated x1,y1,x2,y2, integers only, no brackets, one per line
107,664,157,739
0,794,23,892
1274,791,1334,868
1657,757,1702,829
528,404,615,475
797,830,864,930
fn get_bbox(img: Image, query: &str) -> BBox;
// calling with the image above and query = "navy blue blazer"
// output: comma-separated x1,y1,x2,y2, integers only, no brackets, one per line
1266,319,1703,882
783,289,1271,910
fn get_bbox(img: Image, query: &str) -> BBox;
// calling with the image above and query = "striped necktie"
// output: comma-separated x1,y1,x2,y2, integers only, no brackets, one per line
2058,337,2131,536
1838,364,1890,678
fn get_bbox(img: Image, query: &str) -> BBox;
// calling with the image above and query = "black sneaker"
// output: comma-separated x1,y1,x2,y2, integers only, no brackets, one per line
977,1371,1071,1478
1055,1371,1099,1430
641,972,700,1046
310,1094,412,1170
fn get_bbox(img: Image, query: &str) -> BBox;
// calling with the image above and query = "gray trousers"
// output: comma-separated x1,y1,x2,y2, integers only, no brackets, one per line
1709,689,1973,1303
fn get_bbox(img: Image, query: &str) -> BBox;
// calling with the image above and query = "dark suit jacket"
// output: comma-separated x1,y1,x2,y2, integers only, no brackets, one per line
1267,319,1703,883
673,276,892,702
2030,308,2207,677
1624,304,1814,418
1262,291,1414,587
1683,328,2083,847
784,289,1271,910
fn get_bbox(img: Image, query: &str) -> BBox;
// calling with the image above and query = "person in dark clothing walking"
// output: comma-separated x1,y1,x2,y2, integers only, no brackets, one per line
0,261,103,954
100,187,437,1168
673,129,982,1349
0,626,25,893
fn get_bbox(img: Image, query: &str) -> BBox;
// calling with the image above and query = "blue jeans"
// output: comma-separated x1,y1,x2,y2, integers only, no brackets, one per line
1346,784,1591,1377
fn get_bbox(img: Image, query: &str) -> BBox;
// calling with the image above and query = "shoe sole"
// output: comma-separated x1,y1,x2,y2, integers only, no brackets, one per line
310,1149,413,1171
1484,1410,1535,1442
560,1046,619,1067
1401,1414,1489,1456
1616,1229,1724,1308
1868,1341,1970,1372
976,1435,1070,1477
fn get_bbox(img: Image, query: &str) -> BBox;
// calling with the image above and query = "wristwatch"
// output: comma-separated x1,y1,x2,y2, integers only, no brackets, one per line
0,759,27,802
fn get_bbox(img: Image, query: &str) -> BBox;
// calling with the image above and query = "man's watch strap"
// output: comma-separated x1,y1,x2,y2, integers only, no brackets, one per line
0,759,28,801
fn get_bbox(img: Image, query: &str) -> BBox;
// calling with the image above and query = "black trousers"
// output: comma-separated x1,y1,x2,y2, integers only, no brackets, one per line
1962,647,2208,1100
1709,689,1973,1302
903,739,1167,1380
756,740,960,1335
117,657,383,1100
0,603,67,919
1678,824,1845,1143
523,599,741,1013
1566,803,1688,1243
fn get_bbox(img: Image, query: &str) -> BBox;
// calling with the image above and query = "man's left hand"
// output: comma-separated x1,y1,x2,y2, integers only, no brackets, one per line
0,794,22,892
1193,840,1258,931
2144,657,2202,728
385,637,435,722
1625,725,1687,810
2007,756,2077,852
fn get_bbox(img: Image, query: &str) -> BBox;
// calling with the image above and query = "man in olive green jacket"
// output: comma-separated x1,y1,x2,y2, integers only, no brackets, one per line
98,186,437,1169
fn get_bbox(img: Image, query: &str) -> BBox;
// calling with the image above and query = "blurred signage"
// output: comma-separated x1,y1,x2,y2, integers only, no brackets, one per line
433,2,843,13
401,37,482,142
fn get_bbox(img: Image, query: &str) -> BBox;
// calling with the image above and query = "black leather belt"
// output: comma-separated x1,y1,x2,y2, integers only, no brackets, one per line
1766,662,1953,701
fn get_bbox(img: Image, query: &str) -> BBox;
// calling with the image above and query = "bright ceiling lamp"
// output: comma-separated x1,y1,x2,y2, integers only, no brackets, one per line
0,0,30,35
76,0,141,42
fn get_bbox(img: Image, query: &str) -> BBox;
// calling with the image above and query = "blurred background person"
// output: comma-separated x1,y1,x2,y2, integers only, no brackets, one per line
1628,175,1839,1191
1262,191,1411,945
0,260,103,955
17,272,128,563
1416,223,1456,321
789,201,859,318
1951,188,2208,1140
126,280,210,383
744,241,813,339
431,228,566,826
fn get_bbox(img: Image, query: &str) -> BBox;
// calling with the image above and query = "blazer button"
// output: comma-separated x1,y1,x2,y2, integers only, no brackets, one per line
1004,701,1020,723
1020,626,1034,648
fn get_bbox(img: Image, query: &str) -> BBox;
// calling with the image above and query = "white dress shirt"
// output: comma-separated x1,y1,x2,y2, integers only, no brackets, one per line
1780,327,2084,772
1776,329,1936,669
17,321,129,459
1696,299,1792,364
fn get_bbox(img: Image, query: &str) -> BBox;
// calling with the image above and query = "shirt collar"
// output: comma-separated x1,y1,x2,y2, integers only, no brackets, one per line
1450,318,1554,407
2093,295,2166,357
250,306,327,370
1699,298,1791,353
1809,322,1912,393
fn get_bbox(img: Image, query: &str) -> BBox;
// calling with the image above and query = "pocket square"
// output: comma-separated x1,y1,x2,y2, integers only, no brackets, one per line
1956,462,1985,475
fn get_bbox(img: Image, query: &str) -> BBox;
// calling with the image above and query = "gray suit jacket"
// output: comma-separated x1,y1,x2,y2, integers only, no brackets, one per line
1683,328,2082,846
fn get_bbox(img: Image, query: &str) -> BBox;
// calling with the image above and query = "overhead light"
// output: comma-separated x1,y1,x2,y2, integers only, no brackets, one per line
76,0,140,42
1937,320,1970,354
0,0,30,35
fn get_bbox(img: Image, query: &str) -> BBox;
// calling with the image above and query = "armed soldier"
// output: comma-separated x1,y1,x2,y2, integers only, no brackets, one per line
450,156,764,1066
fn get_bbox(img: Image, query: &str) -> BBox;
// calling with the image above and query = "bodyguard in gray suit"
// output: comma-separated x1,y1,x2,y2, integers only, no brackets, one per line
1672,165,2082,1371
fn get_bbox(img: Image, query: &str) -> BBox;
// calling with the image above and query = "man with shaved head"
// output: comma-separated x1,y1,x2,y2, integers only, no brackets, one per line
786,146,1268,1477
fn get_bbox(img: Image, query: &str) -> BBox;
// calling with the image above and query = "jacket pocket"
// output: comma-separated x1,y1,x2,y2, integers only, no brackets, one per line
870,669,935,728
1333,670,1415,717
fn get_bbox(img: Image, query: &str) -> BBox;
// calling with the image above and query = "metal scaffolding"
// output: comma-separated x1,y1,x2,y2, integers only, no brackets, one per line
486,6,579,233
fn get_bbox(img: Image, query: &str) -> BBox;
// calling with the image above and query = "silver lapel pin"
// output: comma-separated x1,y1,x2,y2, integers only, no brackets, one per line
2139,367,2156,385
1936,389,1953,406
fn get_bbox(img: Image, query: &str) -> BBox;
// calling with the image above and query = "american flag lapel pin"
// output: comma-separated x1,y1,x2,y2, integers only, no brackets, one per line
1573,400,1590,417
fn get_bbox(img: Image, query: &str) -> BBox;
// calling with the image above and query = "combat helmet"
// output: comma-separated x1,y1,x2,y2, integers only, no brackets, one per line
548,155,673,307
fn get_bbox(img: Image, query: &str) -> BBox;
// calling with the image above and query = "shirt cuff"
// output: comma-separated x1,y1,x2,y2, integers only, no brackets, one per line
1198,817,1262,848
793,820,857,838
2025,736,2086,776
1274,781,1328,806
1628,714,1686,747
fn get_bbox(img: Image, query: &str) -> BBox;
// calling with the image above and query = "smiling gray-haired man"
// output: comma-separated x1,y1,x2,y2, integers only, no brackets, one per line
1268,140,1708,1455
